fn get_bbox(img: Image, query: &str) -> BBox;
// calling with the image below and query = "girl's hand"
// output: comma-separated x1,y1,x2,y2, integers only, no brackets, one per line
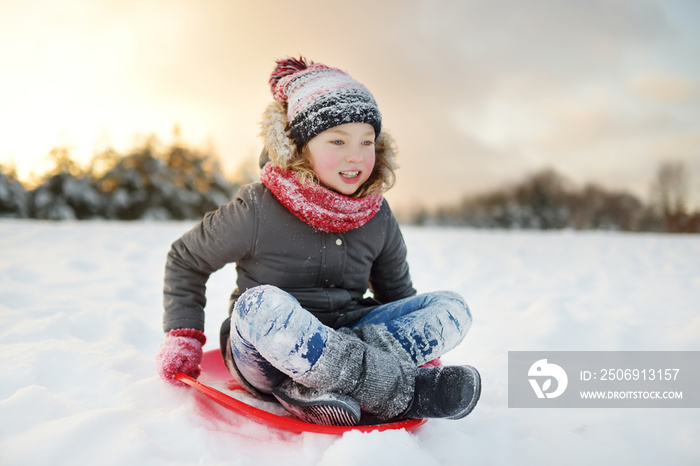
156,329,207,386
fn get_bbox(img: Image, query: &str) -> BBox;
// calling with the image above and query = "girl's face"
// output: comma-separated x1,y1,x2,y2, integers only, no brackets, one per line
306,122,376,196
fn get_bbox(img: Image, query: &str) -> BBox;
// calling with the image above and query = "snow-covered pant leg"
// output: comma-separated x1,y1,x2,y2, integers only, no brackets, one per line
229,285,416,419
228,285,326,394
350,291,472,366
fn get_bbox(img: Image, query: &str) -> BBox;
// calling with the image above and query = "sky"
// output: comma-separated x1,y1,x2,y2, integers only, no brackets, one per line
1,0,699,213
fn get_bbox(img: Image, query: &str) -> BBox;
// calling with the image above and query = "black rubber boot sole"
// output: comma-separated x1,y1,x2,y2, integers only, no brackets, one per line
272,383,361,426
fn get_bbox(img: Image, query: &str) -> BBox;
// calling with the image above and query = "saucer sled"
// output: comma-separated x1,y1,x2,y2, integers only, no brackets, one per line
176,349,427,435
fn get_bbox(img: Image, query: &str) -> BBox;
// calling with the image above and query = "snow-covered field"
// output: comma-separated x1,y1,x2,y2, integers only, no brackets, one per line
1,220,699,465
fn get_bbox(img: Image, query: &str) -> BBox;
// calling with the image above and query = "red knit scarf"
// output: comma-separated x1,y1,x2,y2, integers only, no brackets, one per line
260,163,383,233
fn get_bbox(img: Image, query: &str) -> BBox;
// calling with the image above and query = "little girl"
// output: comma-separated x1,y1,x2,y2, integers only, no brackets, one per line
156,57,481,426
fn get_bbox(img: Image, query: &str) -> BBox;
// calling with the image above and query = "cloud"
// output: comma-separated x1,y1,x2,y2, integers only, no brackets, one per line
630,74,699,102
364,0,691,209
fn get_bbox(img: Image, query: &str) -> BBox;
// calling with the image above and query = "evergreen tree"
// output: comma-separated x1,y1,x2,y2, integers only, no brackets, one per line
29,148,104,220
0,165,28,218
94,139,236,220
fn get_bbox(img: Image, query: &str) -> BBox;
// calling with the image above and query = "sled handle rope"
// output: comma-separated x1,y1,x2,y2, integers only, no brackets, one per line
175,372,427,435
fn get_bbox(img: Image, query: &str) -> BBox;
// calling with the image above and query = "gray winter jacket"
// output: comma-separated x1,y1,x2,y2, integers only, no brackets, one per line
163,182,416,332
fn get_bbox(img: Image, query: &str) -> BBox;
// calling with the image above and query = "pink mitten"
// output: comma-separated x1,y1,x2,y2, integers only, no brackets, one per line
156,329,207,386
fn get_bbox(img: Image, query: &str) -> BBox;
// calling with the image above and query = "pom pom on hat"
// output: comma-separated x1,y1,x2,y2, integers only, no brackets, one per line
269,56,313,99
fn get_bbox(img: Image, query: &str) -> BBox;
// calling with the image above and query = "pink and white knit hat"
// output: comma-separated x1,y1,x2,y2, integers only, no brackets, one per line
268,57,382,147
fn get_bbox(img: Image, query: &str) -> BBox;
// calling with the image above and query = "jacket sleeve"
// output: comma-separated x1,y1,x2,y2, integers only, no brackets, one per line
162,185,258,332
369,201,417,303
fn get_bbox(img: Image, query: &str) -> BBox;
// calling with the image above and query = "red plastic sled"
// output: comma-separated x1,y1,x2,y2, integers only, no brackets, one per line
176,349,427,435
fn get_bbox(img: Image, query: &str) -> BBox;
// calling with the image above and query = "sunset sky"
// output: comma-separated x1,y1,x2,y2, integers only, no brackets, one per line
1,0,699,212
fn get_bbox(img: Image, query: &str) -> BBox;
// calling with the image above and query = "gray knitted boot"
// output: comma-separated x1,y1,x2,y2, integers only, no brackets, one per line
288,325,417,421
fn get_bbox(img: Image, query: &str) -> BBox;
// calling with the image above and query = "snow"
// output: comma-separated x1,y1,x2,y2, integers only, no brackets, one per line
1,220,699,465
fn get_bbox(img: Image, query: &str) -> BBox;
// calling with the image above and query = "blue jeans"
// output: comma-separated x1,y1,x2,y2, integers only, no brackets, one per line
228,285,472,395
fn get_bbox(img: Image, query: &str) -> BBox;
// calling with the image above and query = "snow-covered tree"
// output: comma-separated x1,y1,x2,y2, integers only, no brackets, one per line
94,141,236,220
0,166,28,218
28,148,104,220
424,168,662,231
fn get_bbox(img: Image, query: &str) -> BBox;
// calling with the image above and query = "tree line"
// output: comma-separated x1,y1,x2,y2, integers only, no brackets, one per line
405,162,699,233
0,139,239,221
1,141,697,233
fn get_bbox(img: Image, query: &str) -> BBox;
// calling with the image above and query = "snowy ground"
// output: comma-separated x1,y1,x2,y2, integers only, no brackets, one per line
1,219,699,466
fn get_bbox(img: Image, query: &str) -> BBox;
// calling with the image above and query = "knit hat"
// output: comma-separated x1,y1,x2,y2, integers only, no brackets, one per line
268,57,382,148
